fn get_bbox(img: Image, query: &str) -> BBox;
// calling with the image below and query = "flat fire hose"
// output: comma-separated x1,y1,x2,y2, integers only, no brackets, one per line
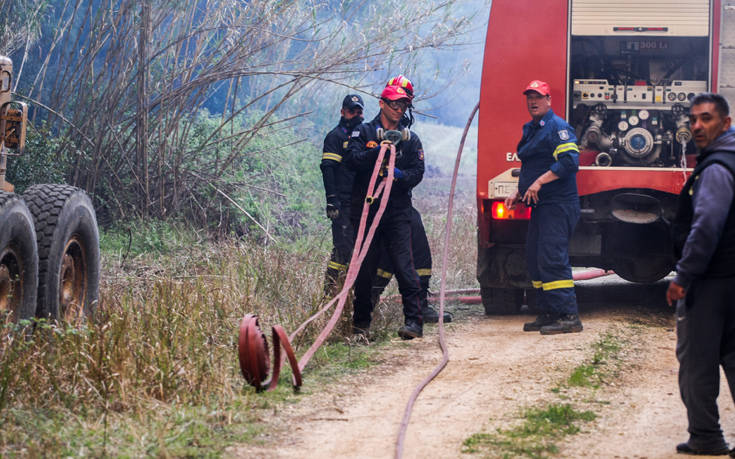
394,101,480,459
238,142,397,391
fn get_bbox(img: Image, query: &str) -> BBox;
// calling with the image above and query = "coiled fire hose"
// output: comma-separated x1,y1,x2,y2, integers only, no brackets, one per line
238,141,398,391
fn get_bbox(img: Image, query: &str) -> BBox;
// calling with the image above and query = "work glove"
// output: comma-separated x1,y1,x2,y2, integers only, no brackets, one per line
393,167,404,180
326,195,340,220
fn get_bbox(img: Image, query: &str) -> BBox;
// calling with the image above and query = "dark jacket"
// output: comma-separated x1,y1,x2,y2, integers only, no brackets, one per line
672,127,735,287
344,114,425,215
320,120,357,206
517,109,579,204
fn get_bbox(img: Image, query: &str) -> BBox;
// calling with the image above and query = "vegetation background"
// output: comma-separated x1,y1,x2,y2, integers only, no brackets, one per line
0,0,488,455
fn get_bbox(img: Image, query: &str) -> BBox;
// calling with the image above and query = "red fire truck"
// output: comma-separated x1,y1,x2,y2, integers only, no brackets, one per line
477,0,735,313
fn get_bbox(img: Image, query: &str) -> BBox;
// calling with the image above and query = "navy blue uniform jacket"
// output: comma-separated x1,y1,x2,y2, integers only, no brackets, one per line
517,109,579,203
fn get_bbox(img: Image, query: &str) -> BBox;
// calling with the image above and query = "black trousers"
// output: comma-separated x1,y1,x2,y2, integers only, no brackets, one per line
324,208,354,294
372,207,431,309
352,207,422,326
676,275,735,446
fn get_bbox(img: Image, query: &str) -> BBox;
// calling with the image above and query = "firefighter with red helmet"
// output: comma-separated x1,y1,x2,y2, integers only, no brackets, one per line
345,80,426,340
505,80,582,335
320,94,364,295
369,76,450,324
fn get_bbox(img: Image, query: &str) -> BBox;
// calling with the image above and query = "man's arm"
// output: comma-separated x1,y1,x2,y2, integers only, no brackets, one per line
673,163,735,289
320,131,343,200
345,125,380,172
522,125,579,205
392,136,425,190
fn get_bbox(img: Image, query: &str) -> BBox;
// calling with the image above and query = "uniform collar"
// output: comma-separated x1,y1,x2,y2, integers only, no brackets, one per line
527,109,555,128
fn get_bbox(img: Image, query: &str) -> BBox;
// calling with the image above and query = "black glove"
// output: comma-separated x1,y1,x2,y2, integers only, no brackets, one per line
326,195,340,220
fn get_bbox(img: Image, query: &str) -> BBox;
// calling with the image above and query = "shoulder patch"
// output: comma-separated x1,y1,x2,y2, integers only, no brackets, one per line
558,129,569,140
418,149,424,161
366,140,378,149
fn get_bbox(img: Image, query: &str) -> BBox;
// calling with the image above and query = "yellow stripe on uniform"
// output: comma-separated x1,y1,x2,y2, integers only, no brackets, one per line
328,261,346,271
416,268,432,277
376,269,393,279
552,142,579,160
542,279,574,291
322,152,342,162
532,280,543,289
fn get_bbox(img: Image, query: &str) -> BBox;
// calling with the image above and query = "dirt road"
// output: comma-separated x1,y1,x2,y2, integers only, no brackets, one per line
232,279,735,459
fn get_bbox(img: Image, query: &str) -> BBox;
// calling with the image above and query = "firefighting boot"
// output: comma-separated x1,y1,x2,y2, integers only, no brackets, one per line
523,313,557,332
539,314,583,335
397,321,423,340
422,305,452,323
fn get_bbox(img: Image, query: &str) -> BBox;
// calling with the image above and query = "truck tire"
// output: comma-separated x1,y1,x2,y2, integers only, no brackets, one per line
23,184,100,321
0,192,38,321
481,287,522,315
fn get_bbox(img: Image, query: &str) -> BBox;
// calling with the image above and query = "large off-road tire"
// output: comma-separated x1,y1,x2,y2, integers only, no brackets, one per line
481,287,522,315
0,191,38,321
23,184,100,321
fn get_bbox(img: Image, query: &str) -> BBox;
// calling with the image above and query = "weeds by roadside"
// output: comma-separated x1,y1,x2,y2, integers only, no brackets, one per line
0,176,479,457
462,324,638,458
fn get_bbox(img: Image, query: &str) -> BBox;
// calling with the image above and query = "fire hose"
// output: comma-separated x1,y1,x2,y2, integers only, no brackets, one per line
238,141,398,391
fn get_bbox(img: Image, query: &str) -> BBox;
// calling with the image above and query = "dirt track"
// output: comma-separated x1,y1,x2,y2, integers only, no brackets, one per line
231,278,735,459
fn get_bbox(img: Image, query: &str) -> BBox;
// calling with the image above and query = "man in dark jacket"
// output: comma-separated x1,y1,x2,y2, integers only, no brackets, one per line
345,82,425,340
320,94,364,296
667,92,735,457
505,80,582,335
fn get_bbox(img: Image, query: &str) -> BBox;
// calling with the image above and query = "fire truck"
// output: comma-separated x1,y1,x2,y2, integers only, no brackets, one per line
477,0,735,313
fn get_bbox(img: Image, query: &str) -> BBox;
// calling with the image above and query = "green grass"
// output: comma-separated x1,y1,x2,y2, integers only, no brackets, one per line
462,403,596,458
463,326,634,458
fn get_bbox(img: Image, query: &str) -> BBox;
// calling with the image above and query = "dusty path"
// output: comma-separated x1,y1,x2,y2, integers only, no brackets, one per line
232,301,735,458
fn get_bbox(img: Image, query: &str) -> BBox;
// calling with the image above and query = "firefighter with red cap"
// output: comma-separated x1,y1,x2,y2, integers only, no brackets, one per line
345,78,426,340
320,94,365,295
504,80,583,334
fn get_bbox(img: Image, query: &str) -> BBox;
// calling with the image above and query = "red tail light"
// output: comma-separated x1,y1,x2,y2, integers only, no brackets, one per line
491,200,531,220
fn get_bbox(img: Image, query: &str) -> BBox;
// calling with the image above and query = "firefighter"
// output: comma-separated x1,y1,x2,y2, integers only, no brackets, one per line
369,75,450,324
504,80,582,335
666,92,735,456
320,94,364,296
345,81,425,340
371,206,452,323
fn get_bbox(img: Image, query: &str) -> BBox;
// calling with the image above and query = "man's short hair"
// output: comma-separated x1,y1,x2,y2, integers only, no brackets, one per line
690,92,730,118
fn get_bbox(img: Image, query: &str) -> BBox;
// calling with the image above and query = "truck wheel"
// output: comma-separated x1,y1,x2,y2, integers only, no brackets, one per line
481,287,522,315
0,192,38,321
23,185,100,321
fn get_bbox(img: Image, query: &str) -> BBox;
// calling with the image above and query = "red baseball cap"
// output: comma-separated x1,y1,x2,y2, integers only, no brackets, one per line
523,80,551,97
381,84,412,101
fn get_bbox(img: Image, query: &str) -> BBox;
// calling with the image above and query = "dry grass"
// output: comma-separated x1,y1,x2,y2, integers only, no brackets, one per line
0,175,479,456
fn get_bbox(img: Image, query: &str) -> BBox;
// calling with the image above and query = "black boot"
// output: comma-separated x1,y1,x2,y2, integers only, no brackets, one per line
422,305,452,323
397,321,423,340
539,314,583,335
523,313,557,332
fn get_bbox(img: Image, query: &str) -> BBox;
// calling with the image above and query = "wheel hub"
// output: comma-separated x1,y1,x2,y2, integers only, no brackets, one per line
0,249,22,317
59,236,87,321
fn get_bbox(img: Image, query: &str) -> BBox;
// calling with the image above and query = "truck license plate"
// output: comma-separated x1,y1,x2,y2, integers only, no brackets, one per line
492,181,516,198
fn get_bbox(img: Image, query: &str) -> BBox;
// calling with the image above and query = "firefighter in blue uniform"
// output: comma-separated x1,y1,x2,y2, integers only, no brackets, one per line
345,82,425,340
320,94,364,295
505,80,583,334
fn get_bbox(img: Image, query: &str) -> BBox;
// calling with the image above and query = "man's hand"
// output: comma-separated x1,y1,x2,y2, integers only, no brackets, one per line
504,190,520,209
666,281,686,306
522,180,542,205
326,196,340,220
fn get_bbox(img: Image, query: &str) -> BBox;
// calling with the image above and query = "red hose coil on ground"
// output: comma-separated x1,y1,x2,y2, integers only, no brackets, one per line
238,143,397,391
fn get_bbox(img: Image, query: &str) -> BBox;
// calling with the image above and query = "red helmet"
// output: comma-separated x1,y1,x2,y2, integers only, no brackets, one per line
381,84,412,102
386,74,414,97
